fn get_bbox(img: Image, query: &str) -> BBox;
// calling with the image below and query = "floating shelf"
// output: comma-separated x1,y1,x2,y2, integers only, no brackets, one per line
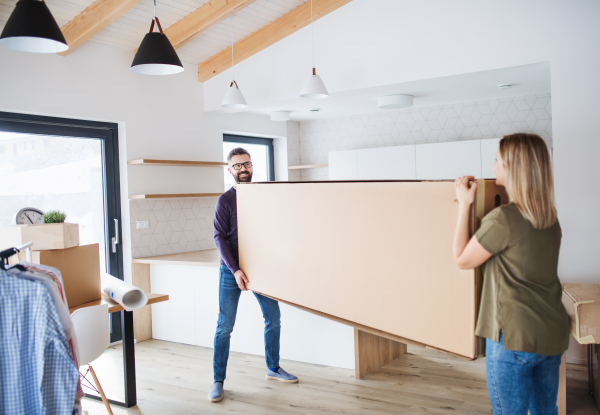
127,159,227,167
129,193,223,200
288,164,329,170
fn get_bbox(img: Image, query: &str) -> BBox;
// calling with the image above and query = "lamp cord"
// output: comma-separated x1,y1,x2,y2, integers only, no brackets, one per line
311,0,314,70
231,16,235,82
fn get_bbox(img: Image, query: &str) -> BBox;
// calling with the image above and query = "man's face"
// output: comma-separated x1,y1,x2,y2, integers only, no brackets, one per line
228,154,253,184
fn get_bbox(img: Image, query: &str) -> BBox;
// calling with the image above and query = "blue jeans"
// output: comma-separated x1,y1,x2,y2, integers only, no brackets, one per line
486,333,563,415
213,265,281,382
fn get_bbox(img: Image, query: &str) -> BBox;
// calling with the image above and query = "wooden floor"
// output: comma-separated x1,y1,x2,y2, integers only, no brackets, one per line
83,340,599,415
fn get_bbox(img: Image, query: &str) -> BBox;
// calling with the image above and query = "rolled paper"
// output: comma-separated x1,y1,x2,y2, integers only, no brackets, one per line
100,272,148,311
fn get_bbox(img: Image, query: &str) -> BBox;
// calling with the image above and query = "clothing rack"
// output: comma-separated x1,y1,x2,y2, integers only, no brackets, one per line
0,241,33,269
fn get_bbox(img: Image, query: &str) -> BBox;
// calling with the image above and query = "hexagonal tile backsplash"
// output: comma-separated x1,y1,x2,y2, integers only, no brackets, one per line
129,197,217,258
288,93,552,181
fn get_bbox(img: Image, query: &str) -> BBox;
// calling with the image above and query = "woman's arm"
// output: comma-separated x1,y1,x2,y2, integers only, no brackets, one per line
453,176,492,270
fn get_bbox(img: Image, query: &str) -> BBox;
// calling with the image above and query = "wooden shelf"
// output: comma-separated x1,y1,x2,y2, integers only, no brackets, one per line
129,193,222,199
128,159,227,167
288,164,329,170
133,248,220,267
69,293,169,314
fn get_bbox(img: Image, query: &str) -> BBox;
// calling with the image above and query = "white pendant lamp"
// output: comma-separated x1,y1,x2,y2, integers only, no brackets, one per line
300,0,329,99
221,16,247,109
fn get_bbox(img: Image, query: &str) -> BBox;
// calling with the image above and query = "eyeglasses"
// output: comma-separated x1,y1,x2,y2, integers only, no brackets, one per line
231,161,252,170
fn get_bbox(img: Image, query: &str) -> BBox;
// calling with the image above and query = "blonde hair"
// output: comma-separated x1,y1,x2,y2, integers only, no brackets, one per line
499,133,557,230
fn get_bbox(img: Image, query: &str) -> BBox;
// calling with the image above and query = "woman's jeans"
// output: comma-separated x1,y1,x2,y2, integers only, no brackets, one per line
213,265,281,382
486,333,563,415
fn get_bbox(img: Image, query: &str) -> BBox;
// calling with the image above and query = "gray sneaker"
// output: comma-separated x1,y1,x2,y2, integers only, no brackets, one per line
208,382,224,402
266,367,299,383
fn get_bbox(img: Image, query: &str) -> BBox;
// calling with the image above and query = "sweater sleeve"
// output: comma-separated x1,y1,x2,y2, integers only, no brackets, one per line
213,196,240,274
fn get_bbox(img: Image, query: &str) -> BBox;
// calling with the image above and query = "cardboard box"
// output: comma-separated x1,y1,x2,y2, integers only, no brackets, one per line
237,180,507,359
18,244,101,308
0,223,79,251
562,283,600,344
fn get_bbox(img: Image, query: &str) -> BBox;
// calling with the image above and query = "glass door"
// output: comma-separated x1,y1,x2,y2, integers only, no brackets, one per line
0,111,124,342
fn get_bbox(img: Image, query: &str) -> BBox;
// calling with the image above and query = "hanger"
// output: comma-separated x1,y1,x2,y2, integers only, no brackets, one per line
0,242,33,271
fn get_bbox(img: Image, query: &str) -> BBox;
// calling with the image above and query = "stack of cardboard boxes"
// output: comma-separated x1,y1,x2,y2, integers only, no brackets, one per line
0,223,101,308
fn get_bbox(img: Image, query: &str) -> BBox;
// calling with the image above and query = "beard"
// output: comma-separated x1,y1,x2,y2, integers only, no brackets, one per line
235,171,253,183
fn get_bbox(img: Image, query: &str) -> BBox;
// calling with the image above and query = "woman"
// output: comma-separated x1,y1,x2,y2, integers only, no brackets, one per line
453,133,570,415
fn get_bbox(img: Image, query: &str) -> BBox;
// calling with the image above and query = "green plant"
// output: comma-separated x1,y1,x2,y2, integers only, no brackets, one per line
43,210,67,224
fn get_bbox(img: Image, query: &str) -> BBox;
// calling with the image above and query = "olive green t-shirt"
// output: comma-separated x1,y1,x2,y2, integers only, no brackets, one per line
475,203,570,356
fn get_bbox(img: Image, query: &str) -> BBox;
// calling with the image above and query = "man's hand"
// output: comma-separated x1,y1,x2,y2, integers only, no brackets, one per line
234,270,249,291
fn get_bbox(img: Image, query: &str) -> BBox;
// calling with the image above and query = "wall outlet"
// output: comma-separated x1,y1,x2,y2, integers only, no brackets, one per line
136,220,149,229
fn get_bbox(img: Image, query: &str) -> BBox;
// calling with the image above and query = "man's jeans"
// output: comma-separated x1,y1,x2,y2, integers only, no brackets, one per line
213,264,281,382
486,332,563,415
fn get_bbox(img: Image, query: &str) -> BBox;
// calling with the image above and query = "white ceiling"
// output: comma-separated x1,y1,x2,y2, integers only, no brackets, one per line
0,0,305,65
235,62,551,121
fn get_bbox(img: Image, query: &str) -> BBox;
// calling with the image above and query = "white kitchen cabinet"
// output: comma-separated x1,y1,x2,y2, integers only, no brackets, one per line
481,138,501,179
328,149,358,180
357,145,416,180
416,140,482,180
151,264,197,346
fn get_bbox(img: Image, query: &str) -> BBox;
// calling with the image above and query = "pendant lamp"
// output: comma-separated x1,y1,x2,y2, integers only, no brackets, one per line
300,0,329,99
221,16,247,109
131,0,183,75
0,0,68,53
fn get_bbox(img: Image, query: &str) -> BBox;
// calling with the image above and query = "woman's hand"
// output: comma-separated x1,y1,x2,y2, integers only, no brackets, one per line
455,176,477,207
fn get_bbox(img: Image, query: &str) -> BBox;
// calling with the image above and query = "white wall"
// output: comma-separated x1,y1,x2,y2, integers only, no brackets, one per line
204,0,600,364
0,40,279,283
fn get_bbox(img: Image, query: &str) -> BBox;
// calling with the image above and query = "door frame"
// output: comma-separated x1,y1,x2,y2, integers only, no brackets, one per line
0,111,124,342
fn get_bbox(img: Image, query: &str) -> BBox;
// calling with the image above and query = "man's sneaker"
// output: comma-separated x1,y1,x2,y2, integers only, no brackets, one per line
208,382,224,402
266,367,299,383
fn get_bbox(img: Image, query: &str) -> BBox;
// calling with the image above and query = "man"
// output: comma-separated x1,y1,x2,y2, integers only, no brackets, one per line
208,147,299,403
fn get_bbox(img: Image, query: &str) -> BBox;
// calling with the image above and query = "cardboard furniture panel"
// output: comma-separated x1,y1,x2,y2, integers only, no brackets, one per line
238,180,507,359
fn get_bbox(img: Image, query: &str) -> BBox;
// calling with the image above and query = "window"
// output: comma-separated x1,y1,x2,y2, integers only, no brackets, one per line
223,134,275,191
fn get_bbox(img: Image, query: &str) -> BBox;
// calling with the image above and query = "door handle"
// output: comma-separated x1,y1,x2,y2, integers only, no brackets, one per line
112,219,119,253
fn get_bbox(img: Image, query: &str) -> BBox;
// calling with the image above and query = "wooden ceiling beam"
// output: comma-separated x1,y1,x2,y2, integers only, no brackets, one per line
57,0,144,56
197,0,352,83
159,0,257,52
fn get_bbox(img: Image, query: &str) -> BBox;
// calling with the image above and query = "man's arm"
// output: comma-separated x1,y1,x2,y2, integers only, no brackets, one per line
213,197,240,274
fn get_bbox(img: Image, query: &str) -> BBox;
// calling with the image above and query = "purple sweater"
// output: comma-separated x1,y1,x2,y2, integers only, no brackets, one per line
213,187,240,273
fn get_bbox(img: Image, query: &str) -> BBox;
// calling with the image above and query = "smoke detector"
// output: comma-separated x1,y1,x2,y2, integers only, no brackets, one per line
498,84,512,90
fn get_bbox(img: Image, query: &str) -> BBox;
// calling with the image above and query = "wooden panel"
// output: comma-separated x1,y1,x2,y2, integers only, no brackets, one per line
198,0,353,82
132,262,152,342
57,0,143,56
354,328,406,379
132,248,220,266
68,292,168,314
151,0,256,51
128,159,227,167
129,193,222,199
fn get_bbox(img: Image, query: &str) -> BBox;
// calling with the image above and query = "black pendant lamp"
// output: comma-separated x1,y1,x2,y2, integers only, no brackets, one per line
0,0,68,53
131,0,183,75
